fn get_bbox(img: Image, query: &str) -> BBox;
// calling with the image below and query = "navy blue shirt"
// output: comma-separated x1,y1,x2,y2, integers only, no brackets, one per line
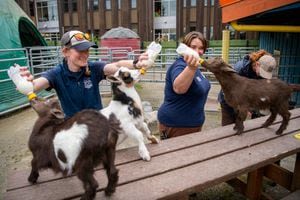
41,61,106,118
158,57,211,127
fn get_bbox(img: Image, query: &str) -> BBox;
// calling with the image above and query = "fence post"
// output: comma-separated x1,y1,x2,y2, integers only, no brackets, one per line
222,29,230,63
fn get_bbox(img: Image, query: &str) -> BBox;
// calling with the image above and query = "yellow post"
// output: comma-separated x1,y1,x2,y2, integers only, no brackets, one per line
222,29,230,63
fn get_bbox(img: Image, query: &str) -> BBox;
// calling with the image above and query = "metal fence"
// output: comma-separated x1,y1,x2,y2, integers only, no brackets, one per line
1,45,279,115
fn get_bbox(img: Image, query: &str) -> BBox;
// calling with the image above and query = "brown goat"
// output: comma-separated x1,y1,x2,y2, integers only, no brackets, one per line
202,57,300,135
28,98,120,200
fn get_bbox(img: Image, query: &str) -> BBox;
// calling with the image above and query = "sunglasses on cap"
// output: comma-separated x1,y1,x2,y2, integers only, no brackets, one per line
66,33,90,45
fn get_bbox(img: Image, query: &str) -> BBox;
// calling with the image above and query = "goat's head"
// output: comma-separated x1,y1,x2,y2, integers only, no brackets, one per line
30,98,64,119
107,67,140,87
202,57,236,74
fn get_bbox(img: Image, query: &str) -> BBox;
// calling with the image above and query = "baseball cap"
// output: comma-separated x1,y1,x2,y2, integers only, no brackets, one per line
258,55,277,79
61,30,98,51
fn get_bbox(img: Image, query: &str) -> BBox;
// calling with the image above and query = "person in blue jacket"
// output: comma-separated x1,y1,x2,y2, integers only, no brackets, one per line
218,50,277,126
158,31,211,139
19,30,148,118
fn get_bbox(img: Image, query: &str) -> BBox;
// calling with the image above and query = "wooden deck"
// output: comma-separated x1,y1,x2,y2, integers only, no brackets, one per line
4,108,300,200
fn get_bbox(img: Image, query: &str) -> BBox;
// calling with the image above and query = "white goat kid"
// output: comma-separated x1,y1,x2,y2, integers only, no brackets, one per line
101,67,159,161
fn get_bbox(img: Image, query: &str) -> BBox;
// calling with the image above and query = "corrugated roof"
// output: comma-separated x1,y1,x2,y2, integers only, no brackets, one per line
101,26,140,39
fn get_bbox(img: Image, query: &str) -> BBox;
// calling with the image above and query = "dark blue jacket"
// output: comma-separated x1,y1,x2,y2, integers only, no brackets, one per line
42,60,106,118
158,57,211,127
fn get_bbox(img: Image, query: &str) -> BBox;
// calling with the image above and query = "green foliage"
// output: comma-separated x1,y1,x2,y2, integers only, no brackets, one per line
134,83,143,91
209,39,259,47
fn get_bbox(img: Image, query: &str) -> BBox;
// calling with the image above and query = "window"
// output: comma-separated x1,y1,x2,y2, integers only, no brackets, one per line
106,0,111,9
131,0,137,8
37,1,49,22
48,0,58,21
170,0,176,16
154,0,176,17
63,0,77,12
191,0,196,6
93,0,99,10
88,0,99,10
64,0,68,12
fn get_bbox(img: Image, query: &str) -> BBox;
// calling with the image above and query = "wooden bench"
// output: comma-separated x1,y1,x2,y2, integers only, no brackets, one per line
4,108,300,200
281,190,300,200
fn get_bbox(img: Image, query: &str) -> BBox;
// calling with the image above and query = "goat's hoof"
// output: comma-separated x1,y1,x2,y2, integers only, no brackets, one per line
233,125,237,130
235,131,243,135
28,175,38,184
79,195,89,200
105,187,116,196
142,155,151,161
80,193,95,200
276,130,283,135
139,152,151,161
148,135,159,144
261,123,270,128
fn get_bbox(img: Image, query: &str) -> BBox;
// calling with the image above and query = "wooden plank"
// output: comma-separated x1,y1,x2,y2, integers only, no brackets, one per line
246,168,264,199
264,163,294,190
6,109,300,190
281,190,300,200
92,134,300,200
291,153,300,190
4,117,300,200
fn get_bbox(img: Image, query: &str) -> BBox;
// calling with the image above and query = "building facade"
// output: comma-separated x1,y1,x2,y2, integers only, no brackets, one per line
15,0,257,42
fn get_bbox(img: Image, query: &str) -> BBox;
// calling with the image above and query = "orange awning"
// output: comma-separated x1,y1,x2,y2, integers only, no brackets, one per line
221,0,299,23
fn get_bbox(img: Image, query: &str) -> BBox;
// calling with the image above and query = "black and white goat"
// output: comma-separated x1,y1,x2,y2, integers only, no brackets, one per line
101,67,159,161
28,98,120,200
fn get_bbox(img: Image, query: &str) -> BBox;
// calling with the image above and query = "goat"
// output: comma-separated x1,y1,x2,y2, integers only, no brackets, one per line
28,98,120,200
100,67,159,161
201,57,300,135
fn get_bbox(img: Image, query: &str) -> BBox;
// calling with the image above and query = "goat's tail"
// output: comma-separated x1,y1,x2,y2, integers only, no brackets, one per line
288,84,300,92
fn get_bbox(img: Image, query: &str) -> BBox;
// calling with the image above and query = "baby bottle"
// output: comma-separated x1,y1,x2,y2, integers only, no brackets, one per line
7,64,37,100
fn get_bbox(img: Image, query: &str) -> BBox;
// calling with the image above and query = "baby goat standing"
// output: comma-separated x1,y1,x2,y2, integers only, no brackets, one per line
28,98,120,200
202,57,300,135
101,67,159,161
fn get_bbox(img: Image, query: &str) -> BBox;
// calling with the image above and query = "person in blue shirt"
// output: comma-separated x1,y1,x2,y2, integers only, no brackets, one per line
157,31,211,139
218,50,277,126
20,30,148,118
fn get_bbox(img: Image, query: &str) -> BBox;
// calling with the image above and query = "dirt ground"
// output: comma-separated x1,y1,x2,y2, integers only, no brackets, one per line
0,83,295,199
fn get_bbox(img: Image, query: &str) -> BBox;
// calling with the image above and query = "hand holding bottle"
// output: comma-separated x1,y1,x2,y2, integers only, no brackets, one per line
176,43,205,65
139,41,162,68
7,64,37,100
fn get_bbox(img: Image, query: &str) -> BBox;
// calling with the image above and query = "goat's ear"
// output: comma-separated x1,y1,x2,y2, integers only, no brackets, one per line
223,64,236,73
106,76,122,83
50,108,64,119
